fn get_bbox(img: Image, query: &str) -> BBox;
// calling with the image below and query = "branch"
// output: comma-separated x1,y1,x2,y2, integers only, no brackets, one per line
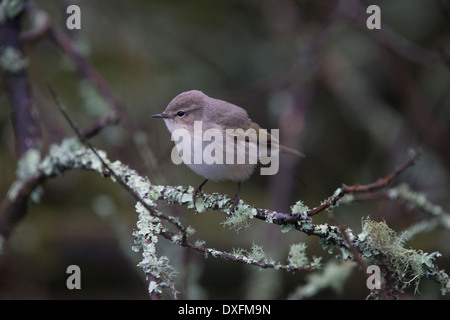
0,131,446,296
0,8,42,157
326,212,391,299
0,6,43,236
307,147,422,217
18,1,127,139
185,241,316,272
1,84,437,297
18,1,51,44
334,0,440,65
348,183,450,241
0,175,44,239
45,85,318,298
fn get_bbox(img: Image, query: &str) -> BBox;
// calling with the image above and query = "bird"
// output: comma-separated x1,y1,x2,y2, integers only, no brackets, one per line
152,90,304,211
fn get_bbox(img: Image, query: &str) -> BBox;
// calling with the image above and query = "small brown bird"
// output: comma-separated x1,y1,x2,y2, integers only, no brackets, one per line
152,90,304,211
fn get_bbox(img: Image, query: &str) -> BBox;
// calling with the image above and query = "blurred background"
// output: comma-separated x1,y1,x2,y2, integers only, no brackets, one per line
0,0,449,299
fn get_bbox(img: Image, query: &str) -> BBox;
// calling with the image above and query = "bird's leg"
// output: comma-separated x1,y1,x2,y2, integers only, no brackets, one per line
193,179,208,210
230,182,241,212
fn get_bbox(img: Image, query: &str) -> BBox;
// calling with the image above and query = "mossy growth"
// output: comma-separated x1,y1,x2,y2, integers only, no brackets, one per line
288,243,309,268
222,204,257,231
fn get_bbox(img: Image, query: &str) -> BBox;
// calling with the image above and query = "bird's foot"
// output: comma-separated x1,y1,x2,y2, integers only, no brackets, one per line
192,179,208,211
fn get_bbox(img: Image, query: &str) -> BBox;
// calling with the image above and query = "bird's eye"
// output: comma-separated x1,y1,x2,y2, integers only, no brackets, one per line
177,111,186,118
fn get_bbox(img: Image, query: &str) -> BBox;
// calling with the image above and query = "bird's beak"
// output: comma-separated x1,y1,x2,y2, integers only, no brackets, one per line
152,113,169,119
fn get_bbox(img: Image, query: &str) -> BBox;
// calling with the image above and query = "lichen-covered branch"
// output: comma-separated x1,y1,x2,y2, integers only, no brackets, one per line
0,138,317,296
358,218,449,298
0,135,447,298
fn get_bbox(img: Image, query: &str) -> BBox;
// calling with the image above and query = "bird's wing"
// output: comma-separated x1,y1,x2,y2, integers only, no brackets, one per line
213,98,305,158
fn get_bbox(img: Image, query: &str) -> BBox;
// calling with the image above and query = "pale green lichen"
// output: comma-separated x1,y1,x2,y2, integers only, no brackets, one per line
193,195,207,213
8,138,101,204
231,247,246,257
314,223,329,235
148,185,164,202
7,148,41,201
39,137,96,176
291,200,309,213
280,224,296,233
288,243,322,270
0,47,28,73
133,201,177,297
296,214,316,235
230,243,277,267
185,226,196,237
280,200,309,233
180,192,193,205
194,239,206,247
392,183,444,216
339,247,351,261
247,243,269,263
16,148,41,180
78,80,110,118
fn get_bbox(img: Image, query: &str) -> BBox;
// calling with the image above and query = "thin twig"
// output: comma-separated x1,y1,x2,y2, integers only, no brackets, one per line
327,212,367,270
